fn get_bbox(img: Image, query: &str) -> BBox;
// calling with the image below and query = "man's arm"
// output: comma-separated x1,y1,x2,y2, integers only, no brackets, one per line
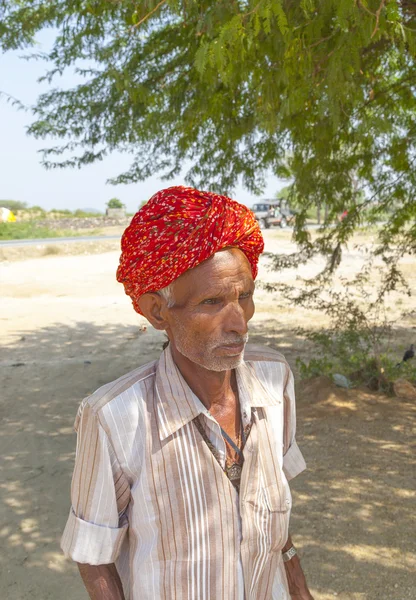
77,563,125,600
61,401,130,590
282,535,314,600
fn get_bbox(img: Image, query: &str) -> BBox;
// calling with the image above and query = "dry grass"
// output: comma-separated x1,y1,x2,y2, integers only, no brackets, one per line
0,239,121,262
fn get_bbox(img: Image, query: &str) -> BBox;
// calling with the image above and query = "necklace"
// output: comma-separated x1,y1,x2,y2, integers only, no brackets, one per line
219,423,246,486
194,414,251,492
224,428,241,464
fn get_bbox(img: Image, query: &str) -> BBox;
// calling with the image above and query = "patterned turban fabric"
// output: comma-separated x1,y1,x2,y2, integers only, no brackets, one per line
116,186,264,315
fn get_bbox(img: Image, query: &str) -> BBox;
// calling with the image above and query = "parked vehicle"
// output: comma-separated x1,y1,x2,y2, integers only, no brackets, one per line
251,199,296,229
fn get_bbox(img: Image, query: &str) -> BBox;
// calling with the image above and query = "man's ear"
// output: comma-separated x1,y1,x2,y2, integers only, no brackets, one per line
138,293,169,331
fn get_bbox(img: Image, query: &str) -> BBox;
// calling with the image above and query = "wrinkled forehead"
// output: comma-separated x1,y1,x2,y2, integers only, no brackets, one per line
172,248,254,298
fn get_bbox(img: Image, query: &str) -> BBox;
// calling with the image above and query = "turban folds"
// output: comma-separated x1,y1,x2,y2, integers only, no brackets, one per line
116,186,264,315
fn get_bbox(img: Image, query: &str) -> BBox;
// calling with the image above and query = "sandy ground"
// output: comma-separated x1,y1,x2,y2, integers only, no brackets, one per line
1,230,415,600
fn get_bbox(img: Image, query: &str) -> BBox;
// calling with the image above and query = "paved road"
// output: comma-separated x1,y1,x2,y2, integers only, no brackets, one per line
0,234,122,247
0,224,340,248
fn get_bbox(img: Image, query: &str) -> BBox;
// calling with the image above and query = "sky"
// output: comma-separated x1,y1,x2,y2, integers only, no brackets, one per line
0,30,284,213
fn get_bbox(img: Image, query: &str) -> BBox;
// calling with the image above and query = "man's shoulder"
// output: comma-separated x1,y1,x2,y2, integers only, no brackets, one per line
243,344,292,395
244,344,289,367
84,359,157,416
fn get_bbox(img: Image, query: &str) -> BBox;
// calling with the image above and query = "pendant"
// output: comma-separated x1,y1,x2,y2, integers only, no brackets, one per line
226,462,242,482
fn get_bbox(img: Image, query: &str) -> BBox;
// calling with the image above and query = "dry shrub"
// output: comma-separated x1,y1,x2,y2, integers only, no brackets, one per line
43,246,61,256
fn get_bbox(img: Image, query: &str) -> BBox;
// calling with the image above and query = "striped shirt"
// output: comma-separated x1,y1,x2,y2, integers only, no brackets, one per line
61,344,306,599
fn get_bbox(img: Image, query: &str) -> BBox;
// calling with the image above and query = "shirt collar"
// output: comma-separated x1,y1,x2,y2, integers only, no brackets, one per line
155,344,281,442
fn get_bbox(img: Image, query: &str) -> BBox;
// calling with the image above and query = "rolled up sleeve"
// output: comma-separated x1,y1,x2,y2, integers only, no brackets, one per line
61,399,131,564
283,439,306,481
282,366,306,481
61,508,129,564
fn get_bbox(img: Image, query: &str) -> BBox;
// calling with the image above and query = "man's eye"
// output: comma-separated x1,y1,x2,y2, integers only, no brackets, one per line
239,292,252,300
201,292,252,305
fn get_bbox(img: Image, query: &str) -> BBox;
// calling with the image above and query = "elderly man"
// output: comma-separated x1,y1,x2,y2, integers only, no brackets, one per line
61,186,313,600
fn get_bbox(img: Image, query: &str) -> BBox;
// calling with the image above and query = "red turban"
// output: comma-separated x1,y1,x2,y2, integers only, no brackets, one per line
116,186,264,315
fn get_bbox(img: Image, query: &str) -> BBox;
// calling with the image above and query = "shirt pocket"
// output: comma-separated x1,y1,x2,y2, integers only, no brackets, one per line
263,481,292,513
262,480,292,552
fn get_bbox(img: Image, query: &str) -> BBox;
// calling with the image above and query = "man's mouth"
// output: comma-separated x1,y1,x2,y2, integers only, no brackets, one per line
217,342,246,354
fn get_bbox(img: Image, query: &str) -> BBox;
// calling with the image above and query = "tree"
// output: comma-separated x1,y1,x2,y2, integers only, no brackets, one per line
106,197,124,209
275,186,291,201
1,1,415,290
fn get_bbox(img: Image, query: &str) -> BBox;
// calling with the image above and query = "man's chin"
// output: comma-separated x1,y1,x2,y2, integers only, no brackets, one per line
174,342,246,372
202,353,245,372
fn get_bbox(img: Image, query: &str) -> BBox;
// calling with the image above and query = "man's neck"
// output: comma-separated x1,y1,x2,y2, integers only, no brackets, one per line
169,343,237,413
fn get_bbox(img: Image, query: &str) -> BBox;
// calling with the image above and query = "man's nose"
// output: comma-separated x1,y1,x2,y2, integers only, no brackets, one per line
224,301,248,336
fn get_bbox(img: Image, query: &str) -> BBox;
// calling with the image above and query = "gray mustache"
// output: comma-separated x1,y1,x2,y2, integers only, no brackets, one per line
214,335,248,347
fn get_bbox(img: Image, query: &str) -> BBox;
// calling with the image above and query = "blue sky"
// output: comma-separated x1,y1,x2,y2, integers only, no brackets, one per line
0,30,284,213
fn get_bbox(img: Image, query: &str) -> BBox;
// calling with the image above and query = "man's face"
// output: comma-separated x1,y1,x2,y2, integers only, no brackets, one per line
164,248,255,372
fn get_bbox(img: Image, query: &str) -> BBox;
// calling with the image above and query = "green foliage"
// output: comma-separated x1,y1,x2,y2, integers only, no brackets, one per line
106,197,124,209
0,205,104,221
0,199,27,212
275,186,292,201
28,205,47,218
296,356,334,379
0,222,81,240
270,261,416,392
50,208,73,215
274,183,319,219
296,333,416,392
295,326,382,382
48,208,102,217
1,1,415,285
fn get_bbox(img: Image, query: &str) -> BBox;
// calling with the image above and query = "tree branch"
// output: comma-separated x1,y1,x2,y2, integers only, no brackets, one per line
371,0,386,38
131,0,168,30
242,2,262,20
307,31,338,50
357,0,376,19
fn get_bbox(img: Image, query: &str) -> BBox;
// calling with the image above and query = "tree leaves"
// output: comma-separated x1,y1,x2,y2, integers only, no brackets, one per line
0,0,415,286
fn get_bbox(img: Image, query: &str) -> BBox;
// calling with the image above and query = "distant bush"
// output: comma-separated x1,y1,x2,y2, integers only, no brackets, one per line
106,197,124,209
22,206,48,220
50,208,73,215
73,209,103,218
0,200,27,212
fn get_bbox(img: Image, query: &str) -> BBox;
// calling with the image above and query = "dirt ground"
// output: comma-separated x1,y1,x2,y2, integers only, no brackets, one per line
1,229,415,600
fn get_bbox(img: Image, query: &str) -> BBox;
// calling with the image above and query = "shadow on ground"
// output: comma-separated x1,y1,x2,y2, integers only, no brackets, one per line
0,321,415,599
